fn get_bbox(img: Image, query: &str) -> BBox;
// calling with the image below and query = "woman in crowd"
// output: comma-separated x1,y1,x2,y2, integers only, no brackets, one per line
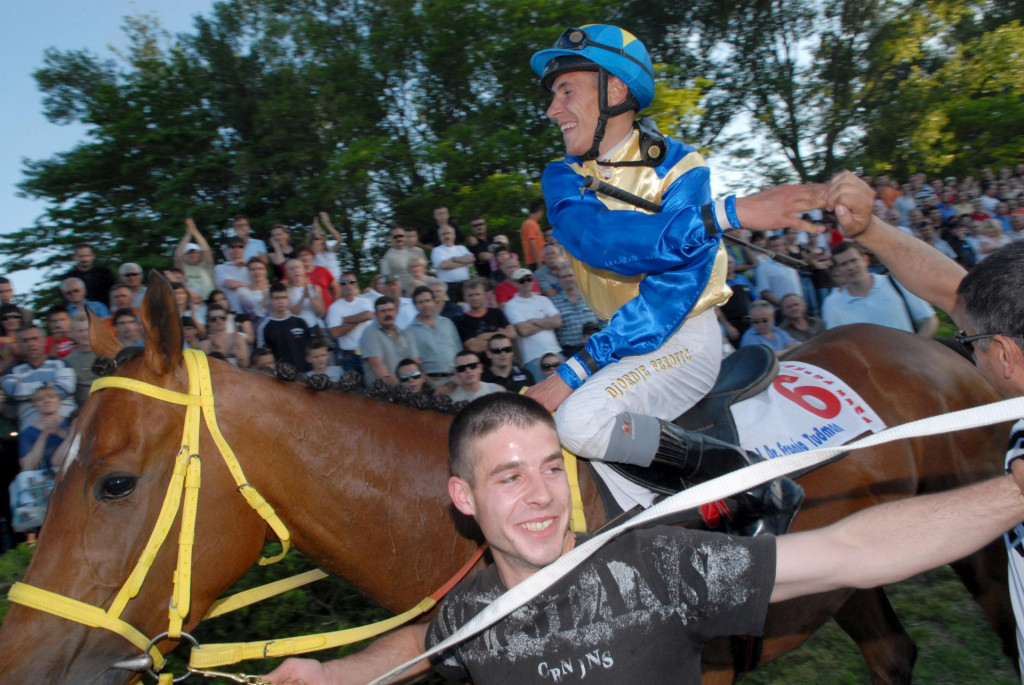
294,246,339,308
237,258,272,328
284,259,326,329
976,218,1010,262
0,303,23,373
404,257,430,297
205,289,255,346
197,303,250,368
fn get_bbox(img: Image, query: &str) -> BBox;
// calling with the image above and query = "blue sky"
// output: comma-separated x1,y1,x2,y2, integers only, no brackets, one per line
0,0,218,296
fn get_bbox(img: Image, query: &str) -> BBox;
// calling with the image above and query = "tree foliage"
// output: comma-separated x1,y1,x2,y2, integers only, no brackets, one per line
5,0,1021,304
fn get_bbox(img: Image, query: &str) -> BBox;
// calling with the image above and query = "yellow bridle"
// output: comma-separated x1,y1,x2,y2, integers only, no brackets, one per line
6,349,579,681
7,349,292,675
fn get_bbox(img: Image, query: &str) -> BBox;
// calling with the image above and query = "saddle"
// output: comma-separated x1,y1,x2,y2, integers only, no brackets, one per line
606,344,778,495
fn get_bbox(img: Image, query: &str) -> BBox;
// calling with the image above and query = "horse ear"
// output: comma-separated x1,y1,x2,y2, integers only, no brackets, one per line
140,271,184,375
88,307,122,359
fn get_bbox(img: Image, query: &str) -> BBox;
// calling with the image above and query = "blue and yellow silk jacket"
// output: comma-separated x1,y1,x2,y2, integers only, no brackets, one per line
542,128,731,389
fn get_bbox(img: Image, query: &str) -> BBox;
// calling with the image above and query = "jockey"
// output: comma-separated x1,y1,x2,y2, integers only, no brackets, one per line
526,25,818,535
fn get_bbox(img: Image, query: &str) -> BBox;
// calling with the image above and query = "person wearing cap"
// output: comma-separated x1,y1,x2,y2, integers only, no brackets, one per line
214,237,252,314
503,268,563,381
526,25,823,534
117,262,147,308
174,219,216,302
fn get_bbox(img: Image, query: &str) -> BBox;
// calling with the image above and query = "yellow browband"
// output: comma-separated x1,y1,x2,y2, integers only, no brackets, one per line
8,350,292,674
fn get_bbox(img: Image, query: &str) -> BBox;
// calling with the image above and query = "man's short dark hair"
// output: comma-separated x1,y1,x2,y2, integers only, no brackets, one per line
72,243,93,252
113,308,138,324
0,276,9,286
463,277,490,293
957,241,1024,354
831,241,867,259
488,333,510,347
411,285,433,301
529,198,545,214
396,358,421,372
270,282,289,295
46,304,70,318
449,393,556,485
305,338,330,353
374,295,396,310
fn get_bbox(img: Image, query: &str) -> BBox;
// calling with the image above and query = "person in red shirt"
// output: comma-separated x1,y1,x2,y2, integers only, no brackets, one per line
44,306,75,359
292,245,340,308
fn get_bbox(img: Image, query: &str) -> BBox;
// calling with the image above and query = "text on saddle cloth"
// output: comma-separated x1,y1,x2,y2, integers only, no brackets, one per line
731,361,886,459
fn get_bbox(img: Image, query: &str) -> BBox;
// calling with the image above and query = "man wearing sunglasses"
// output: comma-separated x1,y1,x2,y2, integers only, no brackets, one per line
826,170,1024,674
527,25,821,534
503,268,563,381
448,350,504,403
482,333,534,393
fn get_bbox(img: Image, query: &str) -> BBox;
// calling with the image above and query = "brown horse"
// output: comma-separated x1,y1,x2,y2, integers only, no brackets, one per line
0,277,1012,684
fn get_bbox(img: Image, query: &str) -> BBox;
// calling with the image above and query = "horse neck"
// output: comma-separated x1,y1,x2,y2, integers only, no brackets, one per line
211,370,474,610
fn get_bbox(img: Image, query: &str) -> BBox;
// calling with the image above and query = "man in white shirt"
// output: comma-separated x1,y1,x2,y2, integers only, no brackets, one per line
214,239,251,313
821,241,938,336
223,216,268,262
754,235,803,308
503,268,563,380
447,350,503,403
324,272,374,374
430,226,475,303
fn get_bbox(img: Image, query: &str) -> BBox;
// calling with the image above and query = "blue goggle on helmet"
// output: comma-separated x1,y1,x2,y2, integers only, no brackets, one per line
531,25,655,111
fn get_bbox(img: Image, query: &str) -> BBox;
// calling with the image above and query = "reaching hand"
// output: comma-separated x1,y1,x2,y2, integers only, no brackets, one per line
824,171,877,238
736,184,828,233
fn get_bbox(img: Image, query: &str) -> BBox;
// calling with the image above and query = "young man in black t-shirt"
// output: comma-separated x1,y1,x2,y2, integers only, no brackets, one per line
481,333,534,392
255,283,311,372
266,391,1024,685
456,278,516,355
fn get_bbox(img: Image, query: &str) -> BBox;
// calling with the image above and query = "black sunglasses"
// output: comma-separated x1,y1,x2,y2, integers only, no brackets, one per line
455,362,481,372
954,329,1002,355
489,346,514,354
541,362,561,370
339,279,358,285
517,276,533,284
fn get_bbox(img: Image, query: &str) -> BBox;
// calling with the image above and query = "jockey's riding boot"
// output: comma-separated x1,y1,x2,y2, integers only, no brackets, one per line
651,419,804,537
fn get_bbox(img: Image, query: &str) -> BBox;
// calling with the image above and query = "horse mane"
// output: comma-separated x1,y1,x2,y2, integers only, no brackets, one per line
92,350,465,415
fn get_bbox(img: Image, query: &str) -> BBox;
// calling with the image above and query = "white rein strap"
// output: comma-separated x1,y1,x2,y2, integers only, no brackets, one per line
370,395,1024,684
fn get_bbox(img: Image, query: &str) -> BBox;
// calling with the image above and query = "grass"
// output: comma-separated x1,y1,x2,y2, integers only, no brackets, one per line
745,566,1018,684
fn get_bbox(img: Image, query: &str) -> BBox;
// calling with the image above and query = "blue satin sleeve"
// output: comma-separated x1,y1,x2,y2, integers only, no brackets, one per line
542,162,716,276
542,158,721,389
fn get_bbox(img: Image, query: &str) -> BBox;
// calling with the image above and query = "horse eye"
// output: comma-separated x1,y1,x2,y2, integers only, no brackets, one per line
97,474,137,501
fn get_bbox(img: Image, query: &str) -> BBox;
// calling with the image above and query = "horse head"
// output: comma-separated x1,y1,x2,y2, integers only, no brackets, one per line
0,273,268,684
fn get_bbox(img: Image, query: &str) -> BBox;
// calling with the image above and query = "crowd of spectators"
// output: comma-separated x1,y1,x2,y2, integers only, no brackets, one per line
721,164,1024,352
1,164,1022,546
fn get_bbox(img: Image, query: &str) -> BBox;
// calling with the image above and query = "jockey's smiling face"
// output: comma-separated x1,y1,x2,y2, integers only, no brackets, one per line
547,71,628,158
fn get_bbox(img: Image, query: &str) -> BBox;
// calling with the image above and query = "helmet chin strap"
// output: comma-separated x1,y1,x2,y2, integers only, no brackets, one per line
578,68,639,162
